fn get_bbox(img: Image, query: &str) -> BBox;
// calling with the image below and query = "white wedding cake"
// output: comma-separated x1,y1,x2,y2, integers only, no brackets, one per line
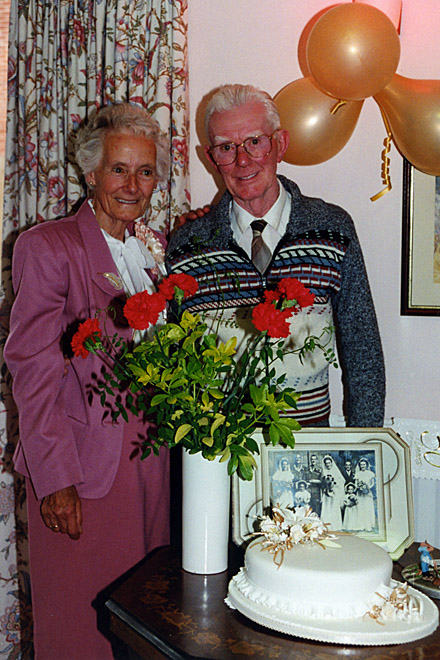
240,533,393,619
226,507,439,645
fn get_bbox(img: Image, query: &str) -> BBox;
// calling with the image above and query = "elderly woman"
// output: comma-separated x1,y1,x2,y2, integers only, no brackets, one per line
4,103,171,660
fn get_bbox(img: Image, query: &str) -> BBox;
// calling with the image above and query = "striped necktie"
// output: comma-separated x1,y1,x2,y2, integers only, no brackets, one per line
251,219,271,273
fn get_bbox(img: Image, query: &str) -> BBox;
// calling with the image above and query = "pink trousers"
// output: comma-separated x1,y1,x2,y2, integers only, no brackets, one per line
26,421,170,660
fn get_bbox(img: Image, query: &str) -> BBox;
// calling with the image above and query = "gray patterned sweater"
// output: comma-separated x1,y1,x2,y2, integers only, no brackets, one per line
166,175,385,427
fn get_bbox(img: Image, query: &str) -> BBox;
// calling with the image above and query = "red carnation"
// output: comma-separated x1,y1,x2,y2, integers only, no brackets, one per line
124,291,167,330
71,318,102,359
252,302,293,338
277,278,315,308
263,289,281,304
158,273,198,300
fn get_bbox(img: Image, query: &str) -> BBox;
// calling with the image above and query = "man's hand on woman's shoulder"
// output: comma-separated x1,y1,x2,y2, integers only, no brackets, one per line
172,205,211,234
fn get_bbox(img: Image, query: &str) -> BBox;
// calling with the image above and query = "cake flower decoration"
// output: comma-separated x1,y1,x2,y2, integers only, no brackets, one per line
365,582,422,625
254,506,340,567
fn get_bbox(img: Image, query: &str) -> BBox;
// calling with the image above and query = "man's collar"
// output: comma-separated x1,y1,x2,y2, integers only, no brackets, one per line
232,180,286,230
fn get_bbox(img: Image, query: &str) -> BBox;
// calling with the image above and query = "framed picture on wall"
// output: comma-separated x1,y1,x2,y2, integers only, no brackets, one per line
401,158,440,315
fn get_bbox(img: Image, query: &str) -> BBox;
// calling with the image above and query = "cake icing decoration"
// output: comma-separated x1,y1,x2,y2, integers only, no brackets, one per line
254,505,340,567
365,581,422,625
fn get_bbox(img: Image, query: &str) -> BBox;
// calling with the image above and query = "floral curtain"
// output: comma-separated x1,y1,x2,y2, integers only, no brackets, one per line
0,0,189,655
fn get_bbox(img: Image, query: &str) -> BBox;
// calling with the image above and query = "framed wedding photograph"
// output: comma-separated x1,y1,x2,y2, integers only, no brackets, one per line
232,428,414,560
261,443,386,542
401,159,440,315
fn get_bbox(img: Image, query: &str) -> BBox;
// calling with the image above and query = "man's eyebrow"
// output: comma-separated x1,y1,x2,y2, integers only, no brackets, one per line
211,132,262,144
211,135,233,144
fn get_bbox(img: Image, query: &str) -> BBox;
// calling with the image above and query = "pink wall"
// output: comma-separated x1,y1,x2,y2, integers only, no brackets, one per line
187,0,440,422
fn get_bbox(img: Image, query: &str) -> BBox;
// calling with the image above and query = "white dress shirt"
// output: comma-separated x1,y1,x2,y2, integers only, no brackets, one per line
88,200,165,338
230,181,292,260
102,229,157,297
87,199,158,296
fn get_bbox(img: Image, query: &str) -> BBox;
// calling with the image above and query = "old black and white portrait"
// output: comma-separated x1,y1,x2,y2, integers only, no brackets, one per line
263,443,386,540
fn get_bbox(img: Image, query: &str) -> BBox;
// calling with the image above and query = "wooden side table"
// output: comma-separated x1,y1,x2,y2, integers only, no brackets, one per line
106,544,440,660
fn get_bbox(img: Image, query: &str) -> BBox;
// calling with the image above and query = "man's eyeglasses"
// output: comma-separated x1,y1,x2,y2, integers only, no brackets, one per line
208,130,279,166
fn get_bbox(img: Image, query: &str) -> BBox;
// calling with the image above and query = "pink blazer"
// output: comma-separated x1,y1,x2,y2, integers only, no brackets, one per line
5,201,163,500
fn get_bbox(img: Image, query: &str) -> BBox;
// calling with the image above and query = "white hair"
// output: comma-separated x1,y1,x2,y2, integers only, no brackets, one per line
75,103,170,186
204,84,281,139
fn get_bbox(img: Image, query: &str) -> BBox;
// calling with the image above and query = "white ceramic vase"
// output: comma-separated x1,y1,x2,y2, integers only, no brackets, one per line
182,450,230,574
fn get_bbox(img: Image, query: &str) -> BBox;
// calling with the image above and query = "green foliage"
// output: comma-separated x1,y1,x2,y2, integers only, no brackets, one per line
95,310,335,481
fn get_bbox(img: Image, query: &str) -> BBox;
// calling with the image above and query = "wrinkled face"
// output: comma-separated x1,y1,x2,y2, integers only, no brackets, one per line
205,101,289,216
88,132,157,237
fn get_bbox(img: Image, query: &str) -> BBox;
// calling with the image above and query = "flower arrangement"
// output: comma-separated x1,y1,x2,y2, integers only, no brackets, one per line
71,273,336,481
254,506,340,567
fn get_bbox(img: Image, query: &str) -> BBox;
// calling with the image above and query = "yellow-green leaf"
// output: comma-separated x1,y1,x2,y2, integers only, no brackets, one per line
174,424,192,443
218,447,231,463
210,414,226,436
180,310,200,330
209,389,224,400
238,454,256,481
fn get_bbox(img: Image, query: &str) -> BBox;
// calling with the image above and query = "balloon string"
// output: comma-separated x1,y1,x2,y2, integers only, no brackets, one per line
371,111,393,202
330,100,347,115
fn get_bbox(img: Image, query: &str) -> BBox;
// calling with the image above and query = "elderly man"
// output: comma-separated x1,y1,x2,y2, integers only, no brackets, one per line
167,84,385,427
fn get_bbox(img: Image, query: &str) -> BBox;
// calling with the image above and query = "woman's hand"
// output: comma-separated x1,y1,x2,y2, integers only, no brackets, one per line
41,485,83,540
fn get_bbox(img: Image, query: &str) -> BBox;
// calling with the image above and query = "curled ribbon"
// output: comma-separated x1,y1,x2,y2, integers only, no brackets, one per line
330,99,347,115
371,110,393,202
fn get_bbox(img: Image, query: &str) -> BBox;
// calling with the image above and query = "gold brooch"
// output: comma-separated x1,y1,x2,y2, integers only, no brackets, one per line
100,272,124,291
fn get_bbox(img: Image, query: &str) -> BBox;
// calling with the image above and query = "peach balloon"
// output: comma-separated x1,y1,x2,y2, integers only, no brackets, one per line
354,0,402,32
374,74,440,176
274,78,364,166
306,3,400,101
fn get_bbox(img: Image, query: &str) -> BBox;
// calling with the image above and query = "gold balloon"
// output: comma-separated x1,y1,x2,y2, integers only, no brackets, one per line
306,3,401,101
274,77,364,166
374,74,440,176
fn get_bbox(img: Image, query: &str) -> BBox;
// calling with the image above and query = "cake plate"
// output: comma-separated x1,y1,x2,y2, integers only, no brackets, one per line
227,579,439,646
